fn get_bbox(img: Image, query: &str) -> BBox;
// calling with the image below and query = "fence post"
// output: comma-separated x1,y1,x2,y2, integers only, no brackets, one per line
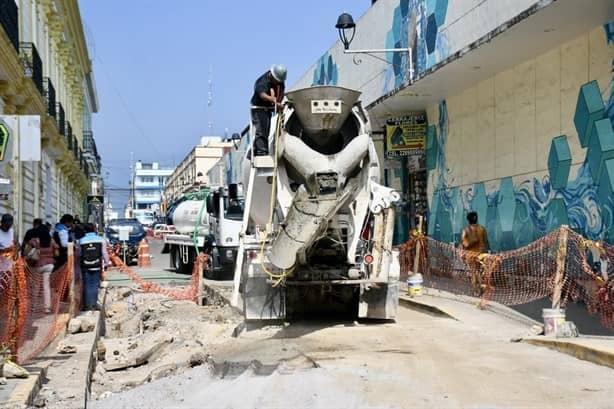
413,216,424,274
198,254,205,306
9,251,20,361
552,225,569,309
67,243,76,316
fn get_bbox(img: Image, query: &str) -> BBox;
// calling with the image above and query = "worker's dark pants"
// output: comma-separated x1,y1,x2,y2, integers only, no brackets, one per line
82,268,101,310
251,108,272,156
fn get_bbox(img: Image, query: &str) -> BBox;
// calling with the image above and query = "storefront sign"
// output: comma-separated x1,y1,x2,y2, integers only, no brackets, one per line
385,114,427,158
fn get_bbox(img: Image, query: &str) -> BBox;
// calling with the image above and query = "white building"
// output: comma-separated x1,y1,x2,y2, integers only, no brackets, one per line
0,0,101,237
295,0,614,248
165,136,233,204
209,131,250,188
133,161,173,213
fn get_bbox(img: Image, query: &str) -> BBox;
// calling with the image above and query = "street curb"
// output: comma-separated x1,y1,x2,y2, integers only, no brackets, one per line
85,310,105,407
521,337,614,369
5,362,50,407
421,287,542,327
24,311,104,409
201,281,243,315
398,295,459,320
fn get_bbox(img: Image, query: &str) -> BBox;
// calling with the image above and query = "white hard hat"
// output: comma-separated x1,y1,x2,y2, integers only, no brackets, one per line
270,64,287,82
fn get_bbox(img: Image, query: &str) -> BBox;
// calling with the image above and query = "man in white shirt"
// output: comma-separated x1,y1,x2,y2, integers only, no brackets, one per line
0,214,15,277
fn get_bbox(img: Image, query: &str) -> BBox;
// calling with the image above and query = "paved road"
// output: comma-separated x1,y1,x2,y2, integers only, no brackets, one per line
105,238,191,285
94,298,613,409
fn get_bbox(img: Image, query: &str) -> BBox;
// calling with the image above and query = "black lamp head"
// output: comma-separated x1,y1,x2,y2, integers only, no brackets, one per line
336,12,356,50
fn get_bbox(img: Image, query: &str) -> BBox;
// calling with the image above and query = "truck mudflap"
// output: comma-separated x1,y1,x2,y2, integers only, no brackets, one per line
358,281,399,320
243,264,286,321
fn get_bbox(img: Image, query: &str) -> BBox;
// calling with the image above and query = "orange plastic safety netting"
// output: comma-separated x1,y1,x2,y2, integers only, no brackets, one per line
400,226,614,330
109,251,206,303
0,248,79,364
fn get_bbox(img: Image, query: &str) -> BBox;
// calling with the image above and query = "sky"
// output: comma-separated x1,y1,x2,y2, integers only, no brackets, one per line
79,0,371,210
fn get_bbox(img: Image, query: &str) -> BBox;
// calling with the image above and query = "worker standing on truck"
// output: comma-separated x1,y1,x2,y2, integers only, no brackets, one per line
250,65,287,156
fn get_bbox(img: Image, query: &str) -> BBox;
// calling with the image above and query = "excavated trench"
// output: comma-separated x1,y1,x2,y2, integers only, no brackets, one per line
89,286,241,402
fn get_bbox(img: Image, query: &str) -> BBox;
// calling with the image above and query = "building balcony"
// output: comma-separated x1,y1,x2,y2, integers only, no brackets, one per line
19,42,43,97
66,120,72,148
73,135,78,159
135,184,164,190
56,102,65,136
134,198,162,205
82,130,101,177
83,130,95,152
43,77,56,119
0,0,19,52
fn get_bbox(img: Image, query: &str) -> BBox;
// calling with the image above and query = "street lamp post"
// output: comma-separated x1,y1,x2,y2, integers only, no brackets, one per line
335,12,414,80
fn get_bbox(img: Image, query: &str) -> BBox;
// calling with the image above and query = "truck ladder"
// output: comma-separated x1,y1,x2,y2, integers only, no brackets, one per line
231,156,274,307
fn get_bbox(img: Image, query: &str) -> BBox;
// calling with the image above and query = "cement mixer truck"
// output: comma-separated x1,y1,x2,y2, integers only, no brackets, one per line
232,85,401,320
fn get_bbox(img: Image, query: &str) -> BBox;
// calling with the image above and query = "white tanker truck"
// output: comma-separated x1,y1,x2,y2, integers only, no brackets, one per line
232,85,401,320
164,186,243,277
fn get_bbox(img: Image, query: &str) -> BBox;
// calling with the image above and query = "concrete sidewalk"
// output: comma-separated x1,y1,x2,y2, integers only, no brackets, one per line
0,362,49,408
398,286,614,370
0,311,103,409
155,278,614,373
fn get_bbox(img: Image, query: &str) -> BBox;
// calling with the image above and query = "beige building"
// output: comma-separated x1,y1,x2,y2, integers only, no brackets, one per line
165,137,233,204
0,0,101,237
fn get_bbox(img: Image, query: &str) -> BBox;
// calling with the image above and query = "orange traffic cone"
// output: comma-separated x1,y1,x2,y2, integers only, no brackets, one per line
138,238,151,267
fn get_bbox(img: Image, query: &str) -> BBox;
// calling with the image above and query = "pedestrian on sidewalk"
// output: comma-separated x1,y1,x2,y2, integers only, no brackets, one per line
250,64,287,156
0,214,15,279
21,218,42,255
72,215,85,241
53,214,74,271
79,223,109,311
461,212,489,253
27,224,59,313
461,211,490,297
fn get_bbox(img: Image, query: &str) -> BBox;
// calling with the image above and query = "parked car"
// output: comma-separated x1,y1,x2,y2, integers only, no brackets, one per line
105,219,146,264
153,223,175,238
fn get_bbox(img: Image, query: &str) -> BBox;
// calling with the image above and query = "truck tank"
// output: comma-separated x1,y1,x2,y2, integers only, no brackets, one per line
170,200,209,236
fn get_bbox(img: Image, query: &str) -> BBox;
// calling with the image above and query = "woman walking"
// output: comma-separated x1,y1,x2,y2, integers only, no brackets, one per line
28,224,59,313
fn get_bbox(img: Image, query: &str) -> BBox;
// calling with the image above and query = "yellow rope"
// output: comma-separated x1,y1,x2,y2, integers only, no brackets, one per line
259,110,295,285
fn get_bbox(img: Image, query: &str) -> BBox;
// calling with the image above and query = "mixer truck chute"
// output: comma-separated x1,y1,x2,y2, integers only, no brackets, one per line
232,85,401,321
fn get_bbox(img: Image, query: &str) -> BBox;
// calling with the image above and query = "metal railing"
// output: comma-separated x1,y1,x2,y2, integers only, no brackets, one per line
83,131,102,175
66,121,72,149
82,130,95,152
0,0,19,52
72,135,78,159
56,103,65,136
20,42,43,96
43,78,56,119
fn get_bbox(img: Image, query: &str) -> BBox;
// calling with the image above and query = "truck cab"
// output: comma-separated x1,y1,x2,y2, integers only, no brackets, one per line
206,184,243,279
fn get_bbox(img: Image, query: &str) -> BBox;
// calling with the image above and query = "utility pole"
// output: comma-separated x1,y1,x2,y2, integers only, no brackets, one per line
130,152,135,217
207,65,213,135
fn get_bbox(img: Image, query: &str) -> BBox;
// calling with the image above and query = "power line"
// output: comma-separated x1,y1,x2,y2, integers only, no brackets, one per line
95,53,162,156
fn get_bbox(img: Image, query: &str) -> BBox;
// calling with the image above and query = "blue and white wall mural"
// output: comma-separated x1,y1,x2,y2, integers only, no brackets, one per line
427,23,614,251
384,0,450,93
312,52,338,86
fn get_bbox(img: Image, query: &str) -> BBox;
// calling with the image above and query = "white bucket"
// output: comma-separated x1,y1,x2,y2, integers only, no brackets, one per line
407,273,423,297
542,308,566,336
389,250,401,280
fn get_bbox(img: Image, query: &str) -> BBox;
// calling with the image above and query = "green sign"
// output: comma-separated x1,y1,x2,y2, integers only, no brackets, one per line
0,123,9,161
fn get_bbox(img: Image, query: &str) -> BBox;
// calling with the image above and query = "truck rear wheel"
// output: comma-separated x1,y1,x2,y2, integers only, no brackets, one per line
171,246,194,275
